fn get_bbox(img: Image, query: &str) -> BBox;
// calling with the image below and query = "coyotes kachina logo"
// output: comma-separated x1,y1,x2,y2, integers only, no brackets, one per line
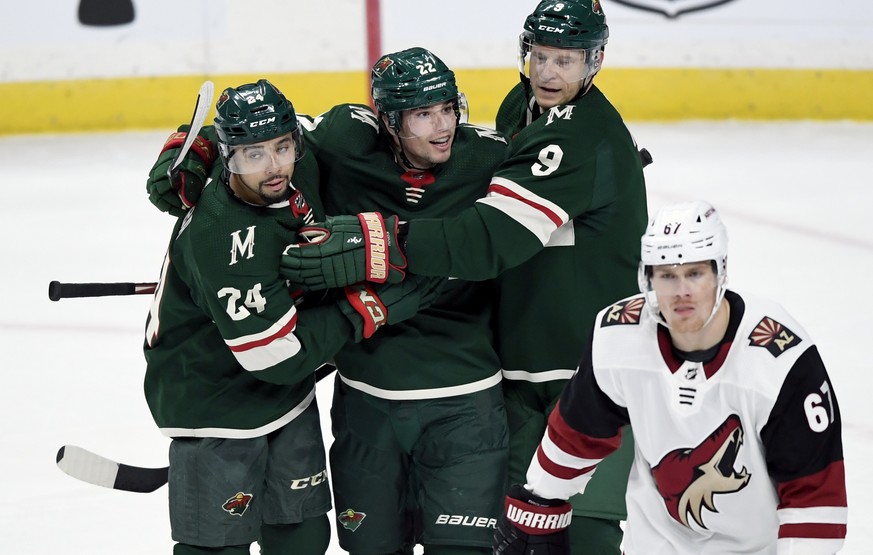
651,415,750,529
338,508,367,532
222,492,254,516
610,0,739,19
601,297,645,327
748,316,801,357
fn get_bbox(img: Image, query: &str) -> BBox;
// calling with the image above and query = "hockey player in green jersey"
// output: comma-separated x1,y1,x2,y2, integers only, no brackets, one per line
279,3,648,553
145,51,511,555
143,79,441,555
303,48,508,555
301,48,510,555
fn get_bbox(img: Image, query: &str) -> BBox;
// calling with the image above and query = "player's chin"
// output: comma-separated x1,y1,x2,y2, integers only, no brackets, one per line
260,184,292,204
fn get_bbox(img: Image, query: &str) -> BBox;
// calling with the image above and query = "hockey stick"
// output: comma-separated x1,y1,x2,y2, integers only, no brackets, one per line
56,445,169,493
56,364,338,493
168,79,215,188
48,281,158,301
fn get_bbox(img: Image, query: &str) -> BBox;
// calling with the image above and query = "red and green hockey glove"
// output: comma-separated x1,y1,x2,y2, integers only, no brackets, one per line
337,275,444,341
494,484,572,555
146,124,217,217
281,212,407,291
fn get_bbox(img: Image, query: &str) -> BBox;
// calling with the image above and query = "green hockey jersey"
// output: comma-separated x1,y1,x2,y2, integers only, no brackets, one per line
406,84,647,375
143,164,354,438
405,84,647,520
299,104,510,398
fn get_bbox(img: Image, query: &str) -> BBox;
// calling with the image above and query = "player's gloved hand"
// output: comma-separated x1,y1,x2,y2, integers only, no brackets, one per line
494,484,572,555
281,212,407,291
146,124,217,217
337,275,444,341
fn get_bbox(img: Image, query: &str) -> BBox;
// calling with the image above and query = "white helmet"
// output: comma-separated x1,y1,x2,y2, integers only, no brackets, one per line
637,200,728,327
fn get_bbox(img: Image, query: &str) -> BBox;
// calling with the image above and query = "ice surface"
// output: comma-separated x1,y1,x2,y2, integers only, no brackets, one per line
2,120,870,553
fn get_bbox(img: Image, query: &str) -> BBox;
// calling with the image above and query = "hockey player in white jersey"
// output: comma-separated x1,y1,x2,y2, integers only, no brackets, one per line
494,200,847,555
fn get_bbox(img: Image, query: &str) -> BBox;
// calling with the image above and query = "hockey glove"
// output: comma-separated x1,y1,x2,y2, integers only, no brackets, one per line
281,212,407,291
146,124,217,217
494,484,572,555
338,275,445,341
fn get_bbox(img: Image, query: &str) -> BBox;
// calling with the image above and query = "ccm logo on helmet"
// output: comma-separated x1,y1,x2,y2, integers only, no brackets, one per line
538,25,565,33
250,116,276,128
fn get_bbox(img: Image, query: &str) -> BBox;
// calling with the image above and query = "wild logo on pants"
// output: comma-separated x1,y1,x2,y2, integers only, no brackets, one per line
222,492,254,516
338,509,367,532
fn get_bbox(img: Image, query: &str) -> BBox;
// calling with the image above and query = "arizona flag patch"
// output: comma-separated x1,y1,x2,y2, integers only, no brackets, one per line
601,298,645,327
748,316,801,357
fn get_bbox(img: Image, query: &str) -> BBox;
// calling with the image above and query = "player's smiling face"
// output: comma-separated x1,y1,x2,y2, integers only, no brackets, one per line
395,101,457,168
651,261,718,336
529,44,586,109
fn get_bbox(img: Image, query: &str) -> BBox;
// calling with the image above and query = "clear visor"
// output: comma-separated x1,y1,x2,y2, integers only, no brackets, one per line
222,132,300,175
396,94,468,139
519,34,592,85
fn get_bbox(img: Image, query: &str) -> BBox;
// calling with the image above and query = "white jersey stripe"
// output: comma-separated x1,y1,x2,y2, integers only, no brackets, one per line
777,506,848,525
226,305,298,348
527,452,595,502
502,368,577,382
340,370,502,400
225,306,303,371
475,176,569,246
540,428,603,470
159,387,314,439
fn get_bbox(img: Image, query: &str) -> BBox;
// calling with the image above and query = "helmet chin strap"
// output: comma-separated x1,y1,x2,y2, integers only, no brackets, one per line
396,141,433,172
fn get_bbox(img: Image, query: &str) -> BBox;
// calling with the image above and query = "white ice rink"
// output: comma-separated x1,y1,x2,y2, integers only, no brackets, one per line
2,120,871,553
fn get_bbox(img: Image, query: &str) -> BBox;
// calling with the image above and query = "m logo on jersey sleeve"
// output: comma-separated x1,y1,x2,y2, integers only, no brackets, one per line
600,298,645,327
748,316,801,357
651,414,750,529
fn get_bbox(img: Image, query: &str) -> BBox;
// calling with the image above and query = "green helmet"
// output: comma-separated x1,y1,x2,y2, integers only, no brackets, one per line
371,47,462,132
522,0,608,50
214,79,303,171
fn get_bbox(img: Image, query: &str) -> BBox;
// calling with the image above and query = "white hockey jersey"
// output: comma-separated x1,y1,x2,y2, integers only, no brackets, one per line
527,290,847,554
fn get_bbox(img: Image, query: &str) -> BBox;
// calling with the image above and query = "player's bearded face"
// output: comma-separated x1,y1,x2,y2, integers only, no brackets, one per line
395,101,457,168
228,134,297,205
651,262,718,335
235,164,294,205
528,45,587,109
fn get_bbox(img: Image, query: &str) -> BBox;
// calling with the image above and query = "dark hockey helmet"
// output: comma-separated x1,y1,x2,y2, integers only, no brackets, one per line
518,1,608,87
522,0,608,50
214,79,303,171
371,47,466,132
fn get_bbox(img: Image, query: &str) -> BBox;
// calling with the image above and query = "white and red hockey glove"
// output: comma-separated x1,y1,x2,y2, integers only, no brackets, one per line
494,484,572,555
281,212,407,291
